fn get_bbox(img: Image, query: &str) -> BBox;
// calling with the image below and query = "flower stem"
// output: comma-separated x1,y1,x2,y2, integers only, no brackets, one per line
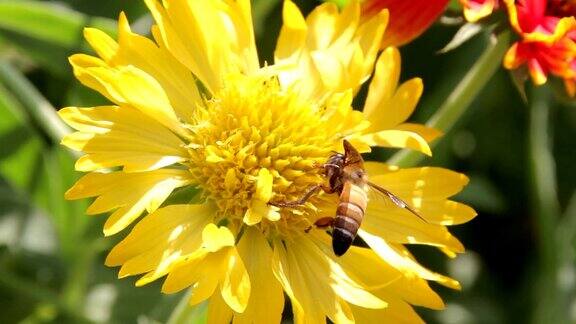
167,291,207,324
528,86,564,323
0,62,72,148
388,30,511,167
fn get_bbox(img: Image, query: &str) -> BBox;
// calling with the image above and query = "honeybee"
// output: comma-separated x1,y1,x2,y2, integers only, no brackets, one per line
271,140,425,256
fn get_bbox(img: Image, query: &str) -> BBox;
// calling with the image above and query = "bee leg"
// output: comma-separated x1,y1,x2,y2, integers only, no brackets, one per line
320,183,336,194
314,217,335,228
304,217,334,233
269,184,322,207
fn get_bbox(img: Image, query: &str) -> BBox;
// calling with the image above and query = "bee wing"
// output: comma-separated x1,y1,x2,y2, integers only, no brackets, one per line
367,181,428,223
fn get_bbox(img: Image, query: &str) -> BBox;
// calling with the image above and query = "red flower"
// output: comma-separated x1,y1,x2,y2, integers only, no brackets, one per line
503,0,576,95
361,0,449,47
459,0,500,22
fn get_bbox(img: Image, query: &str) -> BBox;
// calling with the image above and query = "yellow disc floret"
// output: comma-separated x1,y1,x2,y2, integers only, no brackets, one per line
186,75,332,232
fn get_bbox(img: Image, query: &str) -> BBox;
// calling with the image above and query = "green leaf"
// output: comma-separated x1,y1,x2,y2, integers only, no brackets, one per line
438,22,485,54
0,0,117,76
0,64,90,257
509,68,529,103
167,291,207,324
0,81,44,191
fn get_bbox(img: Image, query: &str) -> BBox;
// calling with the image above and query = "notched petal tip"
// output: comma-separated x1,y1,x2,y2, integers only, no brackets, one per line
202,224,235,252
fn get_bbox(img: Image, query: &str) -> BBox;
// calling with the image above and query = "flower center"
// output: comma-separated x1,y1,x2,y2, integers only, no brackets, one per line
186,75,334,232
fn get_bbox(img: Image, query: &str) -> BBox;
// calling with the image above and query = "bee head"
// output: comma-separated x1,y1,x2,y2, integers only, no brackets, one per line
342,140,363,166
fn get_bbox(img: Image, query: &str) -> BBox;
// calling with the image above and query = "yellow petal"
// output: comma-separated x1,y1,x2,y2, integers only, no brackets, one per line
66,169,192,235
307,235,388,309
83,27,118,62
275,0,387,102
105,204,213,278
272,234,386,323
244,202,280,225
234,228,284,324
144,0,254,93
336,244,445,310
223,0,260,74
161,252,219,297
350,300,424,324
365,77,423,132
329,243,401,290
304,2,340,50
368,166,470,199
86,66,188,138
419,200,477,225
244,169,280,225
255,168,273,201
364,197,465,253
69,54,120,103
207,292,234,324
243,204,262,226
323,91,370,137
202,224,235,252
144,0,220,92
220,249,251,313
275,0,307,63
272,238,329,324
59,106,188,172
394,123,442,143
356,130,432,155
359,229,461,289
363,47,401,118
114,12,201,123
188,263,221,306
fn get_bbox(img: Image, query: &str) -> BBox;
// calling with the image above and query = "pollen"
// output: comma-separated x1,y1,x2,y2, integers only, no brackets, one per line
185,75,332,231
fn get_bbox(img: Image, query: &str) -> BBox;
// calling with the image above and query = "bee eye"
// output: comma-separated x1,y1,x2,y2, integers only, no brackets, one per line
352,170,364,180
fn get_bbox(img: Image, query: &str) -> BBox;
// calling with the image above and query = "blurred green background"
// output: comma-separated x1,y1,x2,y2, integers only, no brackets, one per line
0,0,574,323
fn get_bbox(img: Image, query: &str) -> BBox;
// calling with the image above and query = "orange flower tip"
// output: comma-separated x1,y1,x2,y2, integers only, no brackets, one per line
460,0,498,23
531,71,548,86
565,79,576,97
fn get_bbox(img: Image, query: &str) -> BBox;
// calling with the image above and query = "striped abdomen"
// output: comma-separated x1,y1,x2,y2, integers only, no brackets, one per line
332,182,368,256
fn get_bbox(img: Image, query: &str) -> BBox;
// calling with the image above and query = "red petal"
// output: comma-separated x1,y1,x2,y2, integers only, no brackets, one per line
362,0,449,47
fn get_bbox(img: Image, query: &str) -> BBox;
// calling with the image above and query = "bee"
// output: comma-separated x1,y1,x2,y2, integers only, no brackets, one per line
271,140,426,256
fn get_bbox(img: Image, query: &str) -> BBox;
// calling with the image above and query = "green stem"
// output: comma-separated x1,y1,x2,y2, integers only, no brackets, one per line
528,87,562,324
167,290,207,324
388,30,511,167
0,62,72,147
61,238,109,314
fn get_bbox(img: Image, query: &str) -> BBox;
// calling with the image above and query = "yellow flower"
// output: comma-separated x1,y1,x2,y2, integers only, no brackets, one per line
60,0,475,322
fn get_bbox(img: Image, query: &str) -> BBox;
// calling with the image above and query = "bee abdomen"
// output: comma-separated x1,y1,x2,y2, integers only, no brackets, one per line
332,202,364,256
